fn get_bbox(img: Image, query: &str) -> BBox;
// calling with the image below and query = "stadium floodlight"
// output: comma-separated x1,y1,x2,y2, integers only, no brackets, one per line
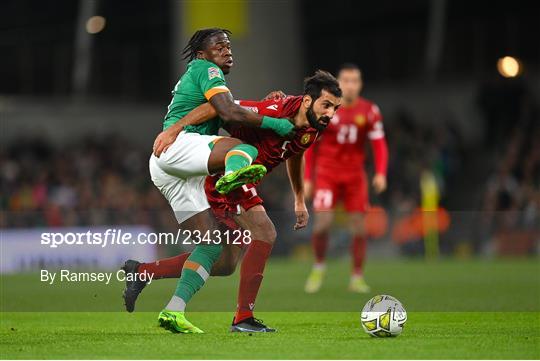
86,16,106,34
497,56,521,78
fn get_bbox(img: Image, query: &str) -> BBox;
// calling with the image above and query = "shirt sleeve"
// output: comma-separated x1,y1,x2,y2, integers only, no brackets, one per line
196,62,230,100
370,137,389,176
366,103,388,175
234,99,282,117
367,103,385,140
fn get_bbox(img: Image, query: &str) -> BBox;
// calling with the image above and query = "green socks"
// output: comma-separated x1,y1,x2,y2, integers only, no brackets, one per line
166,244,223,311
224,143,258,175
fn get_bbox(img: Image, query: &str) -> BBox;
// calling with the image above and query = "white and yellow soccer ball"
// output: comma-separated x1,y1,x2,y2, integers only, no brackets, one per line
361,295,407,337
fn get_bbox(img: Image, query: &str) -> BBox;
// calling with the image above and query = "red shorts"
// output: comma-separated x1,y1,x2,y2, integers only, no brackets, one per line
204,175,264,230
313,170,369,212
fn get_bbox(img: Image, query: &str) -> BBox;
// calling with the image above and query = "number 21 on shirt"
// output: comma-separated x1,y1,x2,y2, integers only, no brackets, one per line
336,124,358,144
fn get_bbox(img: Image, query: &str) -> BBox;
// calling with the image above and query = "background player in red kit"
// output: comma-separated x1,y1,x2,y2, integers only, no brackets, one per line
124,71,342,332
303,63,389,293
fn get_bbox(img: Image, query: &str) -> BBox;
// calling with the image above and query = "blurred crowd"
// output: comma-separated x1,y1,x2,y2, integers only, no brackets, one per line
476,80,540,253
0,135,177,231
383,110,464,213
482,129,540,229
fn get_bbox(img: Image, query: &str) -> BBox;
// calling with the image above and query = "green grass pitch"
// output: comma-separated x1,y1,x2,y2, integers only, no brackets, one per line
1,258,539,359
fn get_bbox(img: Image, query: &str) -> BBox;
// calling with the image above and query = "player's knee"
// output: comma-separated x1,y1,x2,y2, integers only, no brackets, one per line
349,217,366,236
260,223,277,244
263,231,276,244
248,222,276,244
214,137,243,152
313,221,331,236
351,226,366,237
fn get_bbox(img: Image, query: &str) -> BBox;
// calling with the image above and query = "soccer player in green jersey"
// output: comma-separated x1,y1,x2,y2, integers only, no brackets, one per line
142,28,295,334
125,71,342,333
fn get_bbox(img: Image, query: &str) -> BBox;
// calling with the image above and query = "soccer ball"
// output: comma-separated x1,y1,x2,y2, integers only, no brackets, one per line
361,295,407,337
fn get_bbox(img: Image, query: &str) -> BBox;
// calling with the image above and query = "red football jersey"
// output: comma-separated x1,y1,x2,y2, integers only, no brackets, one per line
226,96,319,172
204,96,318,224
307,96,384,175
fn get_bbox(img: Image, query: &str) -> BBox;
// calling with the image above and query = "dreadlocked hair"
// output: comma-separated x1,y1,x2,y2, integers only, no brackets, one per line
182,28,232,62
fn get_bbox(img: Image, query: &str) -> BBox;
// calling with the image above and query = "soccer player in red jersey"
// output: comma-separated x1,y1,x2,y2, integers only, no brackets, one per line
124,71,342,332
303,64,389,293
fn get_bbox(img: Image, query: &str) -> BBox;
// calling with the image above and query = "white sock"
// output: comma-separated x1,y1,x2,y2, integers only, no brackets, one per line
314,263,326,271
165,295,186,312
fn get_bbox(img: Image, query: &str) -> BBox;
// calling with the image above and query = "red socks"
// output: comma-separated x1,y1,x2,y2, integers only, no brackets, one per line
234,240,273,324
351,236,367,275
311,232,329,264
137,253,190,279
136,240,274,324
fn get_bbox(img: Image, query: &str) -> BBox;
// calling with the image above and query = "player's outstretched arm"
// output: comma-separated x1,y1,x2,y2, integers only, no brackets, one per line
153,102,217,157
367,105,388,194
369,137,389,194
209,92,295,137
286,151,309,230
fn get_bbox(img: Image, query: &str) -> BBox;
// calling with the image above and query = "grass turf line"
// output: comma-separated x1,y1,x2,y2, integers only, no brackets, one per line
1,312,539,359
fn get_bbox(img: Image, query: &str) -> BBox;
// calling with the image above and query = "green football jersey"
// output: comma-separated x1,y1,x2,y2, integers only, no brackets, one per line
163,59,230,135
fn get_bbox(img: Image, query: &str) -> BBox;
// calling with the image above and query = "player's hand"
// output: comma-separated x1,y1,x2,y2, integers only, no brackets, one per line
153,128,180,157
303,180,313,200
372,174,387,194
262,90,286,101
293,202,309,230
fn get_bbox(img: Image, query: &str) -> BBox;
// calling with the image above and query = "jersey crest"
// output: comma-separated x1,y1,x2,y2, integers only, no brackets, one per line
301,133,312,145
355,114,366,126
208,67,221,80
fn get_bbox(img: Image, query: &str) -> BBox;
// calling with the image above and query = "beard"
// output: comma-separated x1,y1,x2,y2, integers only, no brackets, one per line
306,104,331,131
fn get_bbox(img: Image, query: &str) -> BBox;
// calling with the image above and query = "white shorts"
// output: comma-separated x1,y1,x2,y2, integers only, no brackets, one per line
149,131,222,224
